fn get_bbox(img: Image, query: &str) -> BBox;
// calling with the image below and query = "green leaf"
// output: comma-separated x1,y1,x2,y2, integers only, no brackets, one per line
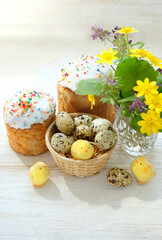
130,41,145,49
134,109,142,116
115,58,158,98
157,74,162,82
100,97,115,105
157,74,162,93
114,53,129,64
110,89,120,99
108,70,113,78
109,98,115,105
118,95,136,103
100,97,110,103
129,115,142,132
104,85,120,99
143,133,148,137
122,109,131,117
76,79,105,95
104,30,109,34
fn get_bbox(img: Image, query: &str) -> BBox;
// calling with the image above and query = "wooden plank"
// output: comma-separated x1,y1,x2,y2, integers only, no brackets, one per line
0,167,162,239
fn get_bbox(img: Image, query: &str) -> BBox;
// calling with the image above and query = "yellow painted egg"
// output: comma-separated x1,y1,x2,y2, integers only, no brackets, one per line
71,140,94,160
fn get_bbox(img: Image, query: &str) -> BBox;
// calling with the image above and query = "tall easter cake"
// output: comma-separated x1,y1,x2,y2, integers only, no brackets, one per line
4,90,56,155
57,55,115,123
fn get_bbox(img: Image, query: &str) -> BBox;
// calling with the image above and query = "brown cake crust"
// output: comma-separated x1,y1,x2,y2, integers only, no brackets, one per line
57,82,115,123
4,110,55,156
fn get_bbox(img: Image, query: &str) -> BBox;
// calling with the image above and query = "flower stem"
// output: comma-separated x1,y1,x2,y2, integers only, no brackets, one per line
106,37,120,48
126,34,130,57
111,65,116,71
106,38,114,44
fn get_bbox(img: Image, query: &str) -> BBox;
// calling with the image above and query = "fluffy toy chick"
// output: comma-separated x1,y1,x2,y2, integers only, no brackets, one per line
29,161,50,187
71,140,94,160
130,156,156,184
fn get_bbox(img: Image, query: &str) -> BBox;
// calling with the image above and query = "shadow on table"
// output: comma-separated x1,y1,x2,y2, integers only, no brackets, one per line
34,178,62,202
62,166,160,209
17,151,161,206
17,152,62,201
16,151,56,168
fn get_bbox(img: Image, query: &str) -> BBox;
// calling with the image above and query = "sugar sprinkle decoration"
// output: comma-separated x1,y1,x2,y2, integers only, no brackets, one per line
58,55,111,92
4,90,55,129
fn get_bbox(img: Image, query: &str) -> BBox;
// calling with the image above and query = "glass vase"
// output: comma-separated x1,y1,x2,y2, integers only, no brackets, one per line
115,105,158,156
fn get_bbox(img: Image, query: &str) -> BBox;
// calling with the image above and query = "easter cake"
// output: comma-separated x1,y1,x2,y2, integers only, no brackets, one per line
3,90,56,156
57,55,115,123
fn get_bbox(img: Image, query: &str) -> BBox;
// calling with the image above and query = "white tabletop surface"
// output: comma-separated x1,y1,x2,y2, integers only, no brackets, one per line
0,0,162,239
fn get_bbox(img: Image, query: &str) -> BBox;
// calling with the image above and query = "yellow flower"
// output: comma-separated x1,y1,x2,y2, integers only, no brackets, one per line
88,95,95,110
145,93,162,114
146,52,162,68
133,77,159,98
115,26,139,35
138,110,162,136
97,48,118,65
130,49,149,58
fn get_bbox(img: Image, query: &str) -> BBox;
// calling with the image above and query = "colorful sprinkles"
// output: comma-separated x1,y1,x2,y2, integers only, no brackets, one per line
58,55,111,92
4,90,55,129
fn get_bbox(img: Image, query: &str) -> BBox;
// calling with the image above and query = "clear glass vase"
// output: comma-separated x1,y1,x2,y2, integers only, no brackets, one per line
115,105,158,156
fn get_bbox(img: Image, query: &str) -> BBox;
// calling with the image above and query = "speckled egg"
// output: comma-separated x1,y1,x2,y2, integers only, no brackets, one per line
106,168,132,187
90,118,112,137
56,111,74,135
51,133,71,154
74,114,93,127
67,136,75,145
95,130,115,150
74,125,91,140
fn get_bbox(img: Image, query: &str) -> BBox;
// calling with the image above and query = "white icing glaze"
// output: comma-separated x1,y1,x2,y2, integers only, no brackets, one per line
4,90,56,129
58,55,111,92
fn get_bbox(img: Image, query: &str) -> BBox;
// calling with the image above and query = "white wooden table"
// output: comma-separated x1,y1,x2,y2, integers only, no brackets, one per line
0,0,162,239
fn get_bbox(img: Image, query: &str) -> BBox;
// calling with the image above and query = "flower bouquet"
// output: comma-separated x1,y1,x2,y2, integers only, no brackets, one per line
76,26,162,156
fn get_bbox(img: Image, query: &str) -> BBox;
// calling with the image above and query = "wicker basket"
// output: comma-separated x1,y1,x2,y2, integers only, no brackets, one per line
45,113,118,177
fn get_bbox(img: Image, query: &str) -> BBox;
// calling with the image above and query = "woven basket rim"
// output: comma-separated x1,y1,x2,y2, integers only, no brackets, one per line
45,112,118,164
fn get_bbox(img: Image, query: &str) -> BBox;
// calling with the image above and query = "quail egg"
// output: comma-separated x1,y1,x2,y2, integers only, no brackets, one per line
67,135,75,145
74,125,91,140
56,111,74,135
74,114,93,127
95,130,115,150
90,118,112,137
51,133,72,154
106,168,132,187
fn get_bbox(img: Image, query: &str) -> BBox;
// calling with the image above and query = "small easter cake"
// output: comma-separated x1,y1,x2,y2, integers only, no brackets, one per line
57,55,115,123
4,90,56,156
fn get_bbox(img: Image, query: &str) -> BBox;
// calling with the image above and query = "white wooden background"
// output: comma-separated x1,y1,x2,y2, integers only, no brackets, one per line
0,0,162,239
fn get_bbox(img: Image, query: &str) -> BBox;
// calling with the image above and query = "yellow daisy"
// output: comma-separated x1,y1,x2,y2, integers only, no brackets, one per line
145,93,162,114
133,77,159,98
88,95,95,110
97,48,118,65
115,26,139,35
130,49,149,58
146,52,162,68
138,110,162,136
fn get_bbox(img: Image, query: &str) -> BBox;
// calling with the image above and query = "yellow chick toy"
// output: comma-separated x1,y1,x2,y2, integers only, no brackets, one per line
71,140,94,160
130,156,156,184
29,161,50,188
